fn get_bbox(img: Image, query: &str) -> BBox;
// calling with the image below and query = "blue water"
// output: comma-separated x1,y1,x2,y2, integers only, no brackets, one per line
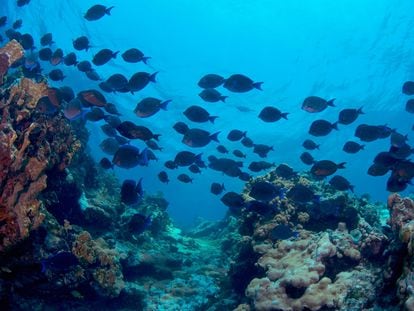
3,0,414,227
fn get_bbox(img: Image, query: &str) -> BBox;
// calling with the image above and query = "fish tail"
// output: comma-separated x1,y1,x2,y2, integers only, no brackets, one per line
360,144,365,150
112,51,120,58
337,162,346,169
149,72,158,82
210,132,220,143
222,183,226,191
253,82,263,90
142,56,151,64
106,6,115,15
160,99,171,110
209,116,218,123
331,121,338,130
327,98,336,107
358,106,364,114
281,112,289,120
153,134,161,141
220,95,228,102
316,144,320,150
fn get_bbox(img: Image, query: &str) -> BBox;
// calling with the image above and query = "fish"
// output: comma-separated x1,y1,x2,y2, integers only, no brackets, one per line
392,160,414,181
17,0,31,7
217,145,229,154
302,139,320,150
146,140,163,151
275,164,296,179
220,192,244,211
239,172,252,181
367,163,389,176
73,36,91,51
99,157,113,169
406,99,414,113
402,81,414,95
63,99,86,120
174,151,203,167
177,173,193,183
301,96,335,113
199,88,227,102
50,48,64,66
248,161,275,172
286,184,316,204
104,103,121,116
0,16,7,27
41,251,78,273
40,33,54,46
182,128,220,147
249,181,282,202
269,224,298,241
158,171,169,184
227,130,246,142
189,164,202,174
253,144,273,158
116,121,160,141
223,74,263,93
85,4,114,21
309,120,338,136
92,49,119,66
329,175,354,192
173,121,189,135
134,97,170,118
338,107,364,125
343,141,364,154
48,69,65,81
114,135,130,145
373,152,398,168
121,48,150,64
310,160,346,177
85,70,101,81
63,52,78,66
99,137,120,155
210,182,225,195
197,74,225,89
128,72,157,93
105,73,128,91
386,175,408,192
121,178,143,205
128,214,151,235
389,143,414,159
19,33,34,50
233,149,246,158
77,60,93,73
183,105,218,123
112,145,148,168
78,89,107,107
104,116,122,129
38,48,53,61
36,97,57,115
58,86,75,103
12,19,22,29
258,106,289,122
241,136,254,148
209,157,243,175
85,107,107,122
355,124,392,142
164,160,178,170
390,132,408,148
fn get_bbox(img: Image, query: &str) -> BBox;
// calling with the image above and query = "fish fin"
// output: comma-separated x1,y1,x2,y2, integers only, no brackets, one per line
136,178,144,196
350,185,355,193
222,183,226,191
242,131,247,138
139,148,149,166
153,134,161,141
281,112,289,120
358,106,364,114
331,121,338,130
210,132,220,143
209,116,218,123
195,153,203,162
327,98,336,107
220,96,228,102
112,51,120,58
360,145,365,150
160,99,171,110
142,56,151,64
253,82,263,90
337,162,346,169
149,72,158,83
316,144,320,150
106,6,115,15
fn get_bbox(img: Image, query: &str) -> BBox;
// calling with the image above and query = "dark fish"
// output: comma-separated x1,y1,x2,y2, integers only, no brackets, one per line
182,128,220,148
329,175,354,192
104,103,121,116
367,163,389,176
402,81,414,95
239,172,252,181
248,161,275,172
41,252,78,273
184,105,218,123
249,181,282,202
63,99,85,120
128,72,157,93
146,140,163,151
36,97,57,115
302,96,335,113
269,224,297,241
99,157,113,169
38,48,53,61
115,135,129,145
376,125,393,139
241,136,254,148
48,69,65,81
158,171,169,183
100,137,120,155
275,164,296,179
391,132,408,148
189,164,201,174
173,121,189,135
217,145,229,154
12,19,22,29
406,99,414,113
116,121,160,141
20,33,34,50
105,73,128,91
309,120,338,136
374,152,398,168
233,149,246,158
128,213,151,234
227,129,246,142
223,74,263,93
85,107,106,122
112,145,148,168
54,86,72,104
253,144,273,158
121,48,150,64
389,143,414,159
286,184,316,203
78,89,107,107
343,141,364,154
77,60,93,72
199,88,227,102
338,107,363,125
0,16,7,27
209,157,243,175
104,116,122,129
258,106,288,122
100,81,116,93
50,48,64,66
63,52,78,66
73,36,90,51
121,178,143,205
354,124,381,142
178,173,193,183
85,4,114,21
198,74,225,89
17,0,31,7
5,29,21,41
40,33,54,46
164,160,178,170
134,97,170,118
392,160,414,181
174,151,202,167
221,192,244,211
310,160,346,177
92,49,119,66
387,175,408,192
85,70,101,81
210,182,225,195
302,139,320,150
